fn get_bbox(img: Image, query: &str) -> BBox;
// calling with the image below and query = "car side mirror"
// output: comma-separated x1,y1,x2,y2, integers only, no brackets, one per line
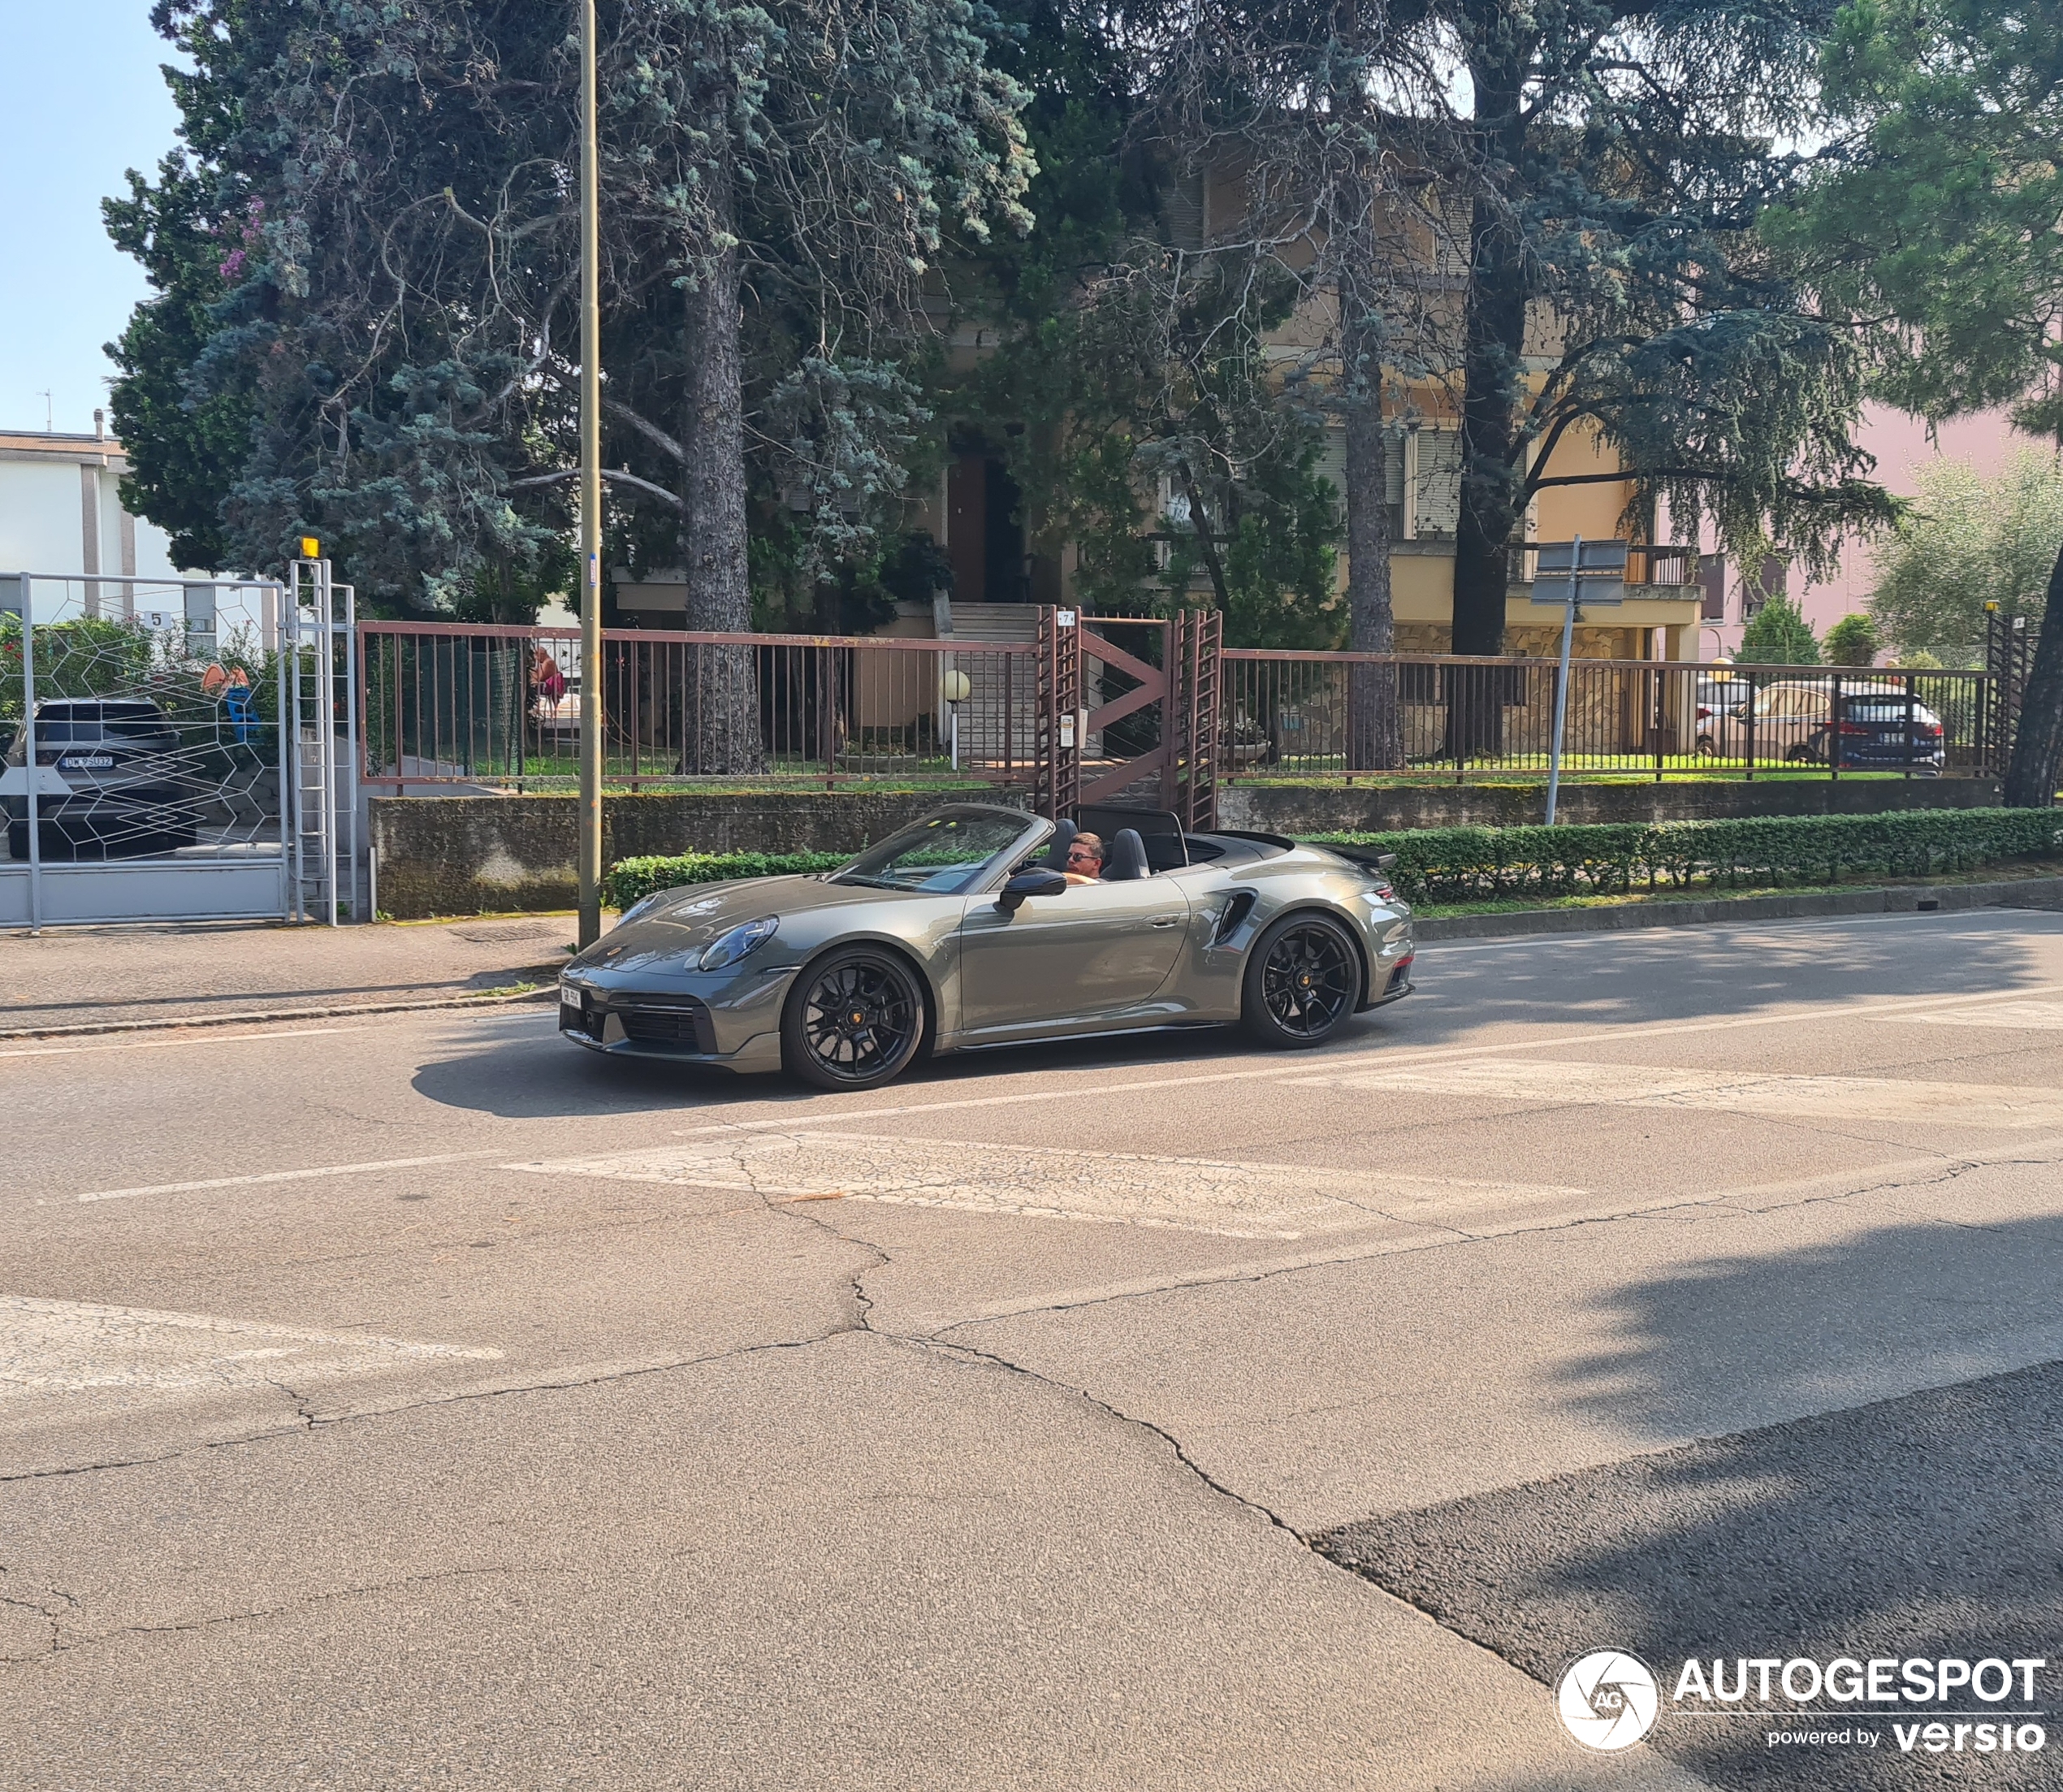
998,867,1067,912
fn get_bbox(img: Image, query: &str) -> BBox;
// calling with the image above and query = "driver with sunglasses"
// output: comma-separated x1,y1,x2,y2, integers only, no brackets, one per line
1062,832,1106,885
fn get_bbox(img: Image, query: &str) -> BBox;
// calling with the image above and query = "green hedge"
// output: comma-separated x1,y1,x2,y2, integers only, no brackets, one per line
603,808,2063,914
1312,809,2063,906
603,851,848,909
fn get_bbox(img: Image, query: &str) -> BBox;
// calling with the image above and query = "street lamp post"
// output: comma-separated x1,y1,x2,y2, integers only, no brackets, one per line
577,0,604,948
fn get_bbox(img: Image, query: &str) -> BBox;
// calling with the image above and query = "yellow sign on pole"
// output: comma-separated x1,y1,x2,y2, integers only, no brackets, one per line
299,537,320,561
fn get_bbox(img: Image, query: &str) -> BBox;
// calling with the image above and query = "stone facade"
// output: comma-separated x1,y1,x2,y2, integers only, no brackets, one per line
370,789,1025,919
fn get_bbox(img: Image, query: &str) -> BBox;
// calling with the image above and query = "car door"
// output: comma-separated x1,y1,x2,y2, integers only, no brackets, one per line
1745,687,1801,761
957,876,1193,1038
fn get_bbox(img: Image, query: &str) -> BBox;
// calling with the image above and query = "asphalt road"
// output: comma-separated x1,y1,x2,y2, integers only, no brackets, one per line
4,907,2062,1790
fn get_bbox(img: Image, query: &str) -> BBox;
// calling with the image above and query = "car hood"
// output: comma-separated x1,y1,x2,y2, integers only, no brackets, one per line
570,874,884,973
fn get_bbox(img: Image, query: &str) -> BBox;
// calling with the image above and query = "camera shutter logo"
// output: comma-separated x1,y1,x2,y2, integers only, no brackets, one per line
1557,1651,1661,1751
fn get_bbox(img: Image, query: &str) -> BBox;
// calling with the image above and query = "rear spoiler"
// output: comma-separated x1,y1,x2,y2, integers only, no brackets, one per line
1317,842,1399,873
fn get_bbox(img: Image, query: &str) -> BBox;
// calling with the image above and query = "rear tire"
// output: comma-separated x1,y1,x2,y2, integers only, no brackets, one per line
781,946,927,1091
1241,911,1361,1049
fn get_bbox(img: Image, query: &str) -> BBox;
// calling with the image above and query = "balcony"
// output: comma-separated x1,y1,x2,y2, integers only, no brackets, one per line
1508,541,1700,595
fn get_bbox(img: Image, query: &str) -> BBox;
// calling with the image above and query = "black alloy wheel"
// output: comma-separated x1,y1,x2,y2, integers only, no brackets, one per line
1242,911,1360,1048
781,946,926,1090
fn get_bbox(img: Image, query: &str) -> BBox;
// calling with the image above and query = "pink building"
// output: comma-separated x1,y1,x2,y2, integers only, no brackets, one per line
1695,407,2034,660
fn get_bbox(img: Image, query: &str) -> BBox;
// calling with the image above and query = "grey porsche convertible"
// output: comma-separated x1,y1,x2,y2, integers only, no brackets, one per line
558,802,1413,1090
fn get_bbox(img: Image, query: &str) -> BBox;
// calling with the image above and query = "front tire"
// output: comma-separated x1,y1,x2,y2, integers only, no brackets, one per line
1242,912,1361,1049
781,946,927,1091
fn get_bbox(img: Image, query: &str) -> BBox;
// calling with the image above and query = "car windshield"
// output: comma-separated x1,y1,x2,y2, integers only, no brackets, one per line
1845,702,1940,725
829,812,1035,894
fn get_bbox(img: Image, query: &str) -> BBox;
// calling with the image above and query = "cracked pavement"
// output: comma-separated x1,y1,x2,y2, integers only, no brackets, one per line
4,907,2063,1787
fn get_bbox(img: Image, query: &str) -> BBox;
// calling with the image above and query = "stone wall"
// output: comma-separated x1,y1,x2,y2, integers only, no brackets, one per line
1217,777,2005,835
371,777,2003,917
370,789,1023,918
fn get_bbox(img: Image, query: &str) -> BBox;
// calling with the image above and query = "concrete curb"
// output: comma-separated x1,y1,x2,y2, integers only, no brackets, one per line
0,978,562,1043
1412,876,2063,941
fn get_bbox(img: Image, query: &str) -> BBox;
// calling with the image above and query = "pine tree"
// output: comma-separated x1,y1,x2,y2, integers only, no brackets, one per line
1394,0,1893,661
106,2,1031,645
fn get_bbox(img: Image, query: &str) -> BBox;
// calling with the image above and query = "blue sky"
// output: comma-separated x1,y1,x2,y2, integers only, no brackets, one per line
1,1,186,435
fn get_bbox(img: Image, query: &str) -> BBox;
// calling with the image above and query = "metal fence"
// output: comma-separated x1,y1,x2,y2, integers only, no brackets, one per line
359,622,1036,789
357,621,2004,802
1222,651,1997,781
2,568,358,928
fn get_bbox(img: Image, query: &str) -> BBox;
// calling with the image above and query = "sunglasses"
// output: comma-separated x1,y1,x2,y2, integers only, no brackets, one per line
1066,847,1098,861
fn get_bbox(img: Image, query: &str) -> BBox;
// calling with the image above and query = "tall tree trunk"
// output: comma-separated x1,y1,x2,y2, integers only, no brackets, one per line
1447,19,1533,771
2005,543,2063,807
681,131,763,774
1342,282,1401,770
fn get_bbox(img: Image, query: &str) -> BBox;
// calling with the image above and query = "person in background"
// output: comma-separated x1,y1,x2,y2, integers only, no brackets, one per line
530,647,569,716
223,669,256,745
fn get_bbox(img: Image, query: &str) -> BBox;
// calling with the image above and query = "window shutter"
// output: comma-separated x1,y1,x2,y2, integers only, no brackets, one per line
1414,430,1462,538
1161,172,1205,251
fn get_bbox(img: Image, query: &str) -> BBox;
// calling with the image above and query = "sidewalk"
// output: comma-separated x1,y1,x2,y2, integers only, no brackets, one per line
1,915,579,1037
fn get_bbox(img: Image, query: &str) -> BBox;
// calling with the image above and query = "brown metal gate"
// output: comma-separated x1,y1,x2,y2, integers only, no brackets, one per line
1033,608,1221,828
1174,607,1222,829
1032,605,1083,820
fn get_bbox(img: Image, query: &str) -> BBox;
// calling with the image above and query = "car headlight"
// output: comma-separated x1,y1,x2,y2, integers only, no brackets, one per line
698,915,779,971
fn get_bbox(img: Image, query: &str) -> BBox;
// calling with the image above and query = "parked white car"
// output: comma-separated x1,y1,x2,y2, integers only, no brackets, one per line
1696,679,1945,772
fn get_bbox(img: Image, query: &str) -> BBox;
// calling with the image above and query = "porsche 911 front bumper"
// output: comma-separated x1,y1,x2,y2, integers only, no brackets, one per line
558,969,792,1074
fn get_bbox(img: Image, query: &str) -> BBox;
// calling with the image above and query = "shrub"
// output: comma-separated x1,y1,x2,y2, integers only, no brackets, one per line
1736,593,1821,664
603,850,847,909
1312,809,2063,907
1822,613,1881,667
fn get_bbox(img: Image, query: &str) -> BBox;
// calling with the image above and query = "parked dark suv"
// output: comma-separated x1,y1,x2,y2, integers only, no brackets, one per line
3,699,201,860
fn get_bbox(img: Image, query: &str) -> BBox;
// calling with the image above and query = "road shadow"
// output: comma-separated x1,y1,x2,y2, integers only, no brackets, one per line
407,1009,1326,1119
1554,1210,2063,1444
1321,1213,2063,1790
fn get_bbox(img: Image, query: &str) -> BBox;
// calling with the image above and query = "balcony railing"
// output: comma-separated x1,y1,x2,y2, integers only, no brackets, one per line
1508,542,1698,589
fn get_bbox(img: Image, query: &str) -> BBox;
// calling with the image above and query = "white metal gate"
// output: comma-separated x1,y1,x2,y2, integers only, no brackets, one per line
1,556,359,929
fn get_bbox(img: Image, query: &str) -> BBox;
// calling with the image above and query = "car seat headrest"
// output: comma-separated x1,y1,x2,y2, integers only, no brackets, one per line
1042,818,1079,872
1105,829,1150,881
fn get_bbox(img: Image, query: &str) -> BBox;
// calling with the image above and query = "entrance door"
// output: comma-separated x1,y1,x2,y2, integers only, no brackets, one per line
958,877,1192,1039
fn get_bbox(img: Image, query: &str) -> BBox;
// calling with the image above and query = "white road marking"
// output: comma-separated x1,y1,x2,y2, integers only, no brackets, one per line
0,1296,500,1405
0,1026,358,1061
513,1132,1590,1239
74,1151,502,1205
1894,1000,2063,1030
1282,1058,2063,1129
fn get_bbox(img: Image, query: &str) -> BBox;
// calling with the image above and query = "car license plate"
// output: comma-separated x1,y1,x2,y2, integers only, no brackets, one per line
560,985,584,1013
59,755,115,770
